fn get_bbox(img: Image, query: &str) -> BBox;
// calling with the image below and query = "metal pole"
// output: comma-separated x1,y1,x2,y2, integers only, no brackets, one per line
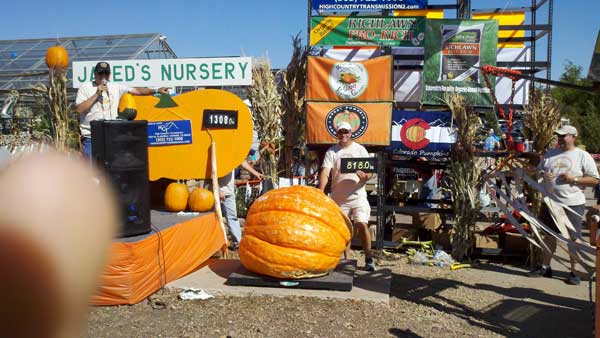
376,152,386,249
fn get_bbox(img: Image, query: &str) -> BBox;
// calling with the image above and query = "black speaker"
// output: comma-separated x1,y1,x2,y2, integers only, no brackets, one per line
91,120,151,237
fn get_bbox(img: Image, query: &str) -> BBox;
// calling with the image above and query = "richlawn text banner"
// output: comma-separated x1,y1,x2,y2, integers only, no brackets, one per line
307,55,393,102
310,16,426,47
312,0,427,11
306,102,392,146
72,57,252,88
387,110,455,159
421,19,498,107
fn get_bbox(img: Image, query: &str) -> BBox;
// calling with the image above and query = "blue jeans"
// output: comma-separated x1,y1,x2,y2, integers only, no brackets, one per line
81,137,92,160
221,194,242,244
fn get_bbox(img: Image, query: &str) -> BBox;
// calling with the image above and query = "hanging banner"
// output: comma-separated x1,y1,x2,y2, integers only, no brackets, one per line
321,46,529,105
310,16,426,47
472,12,525,48
387,110,456,159
306,102,392,146
421,19,499,107
312,0,427,12
307,55,393,102
589,30,600,83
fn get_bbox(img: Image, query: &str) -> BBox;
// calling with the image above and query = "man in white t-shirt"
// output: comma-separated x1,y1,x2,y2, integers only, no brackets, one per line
75,62,169,158
527,125,599,285
318,122,375,271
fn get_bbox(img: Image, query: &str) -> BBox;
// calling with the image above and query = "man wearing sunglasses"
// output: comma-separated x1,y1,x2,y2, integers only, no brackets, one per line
527,125,599,285
75,62,170,159
318,122,375,271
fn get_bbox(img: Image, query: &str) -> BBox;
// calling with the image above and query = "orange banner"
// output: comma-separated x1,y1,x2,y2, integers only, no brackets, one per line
307,55,393,102
306,102,392,146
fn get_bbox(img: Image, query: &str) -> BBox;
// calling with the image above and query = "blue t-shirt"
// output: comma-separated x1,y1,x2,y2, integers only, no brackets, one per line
483,135,499,151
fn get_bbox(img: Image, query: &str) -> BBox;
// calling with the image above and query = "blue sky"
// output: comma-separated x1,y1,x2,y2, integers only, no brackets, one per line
2,0,598,80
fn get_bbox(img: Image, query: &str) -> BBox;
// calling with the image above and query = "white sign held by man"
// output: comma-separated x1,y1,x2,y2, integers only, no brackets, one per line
72,57,253,88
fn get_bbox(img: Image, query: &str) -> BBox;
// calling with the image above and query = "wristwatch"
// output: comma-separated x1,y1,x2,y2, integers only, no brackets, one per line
573,177,579,185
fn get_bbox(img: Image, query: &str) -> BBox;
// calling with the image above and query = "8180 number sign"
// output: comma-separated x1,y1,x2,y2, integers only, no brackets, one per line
202,110,238,129
340,157,377,174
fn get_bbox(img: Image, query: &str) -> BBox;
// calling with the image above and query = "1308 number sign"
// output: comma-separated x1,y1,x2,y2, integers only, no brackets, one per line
340,157,377,174
202,110,238,129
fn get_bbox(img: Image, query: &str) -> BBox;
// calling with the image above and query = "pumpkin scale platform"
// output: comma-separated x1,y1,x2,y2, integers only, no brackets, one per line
239,186,351,279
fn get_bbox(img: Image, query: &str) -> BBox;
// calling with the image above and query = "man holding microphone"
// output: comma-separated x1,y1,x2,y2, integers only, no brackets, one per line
75,62,169,158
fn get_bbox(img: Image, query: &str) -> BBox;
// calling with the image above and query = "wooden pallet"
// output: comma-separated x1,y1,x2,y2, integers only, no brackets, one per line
226,260,356,292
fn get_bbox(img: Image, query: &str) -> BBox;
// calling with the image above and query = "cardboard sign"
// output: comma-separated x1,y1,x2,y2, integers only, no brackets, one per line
202,110,238,129
340,157,377,173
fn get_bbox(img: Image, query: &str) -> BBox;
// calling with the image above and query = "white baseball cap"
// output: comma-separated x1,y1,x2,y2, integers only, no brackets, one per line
555,125,578,137
336,122,352,132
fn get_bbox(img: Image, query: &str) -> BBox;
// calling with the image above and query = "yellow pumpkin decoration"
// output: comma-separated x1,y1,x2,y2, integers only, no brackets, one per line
45,45,69,69
164,182,189,212
118,93,138,120
188,188,215,212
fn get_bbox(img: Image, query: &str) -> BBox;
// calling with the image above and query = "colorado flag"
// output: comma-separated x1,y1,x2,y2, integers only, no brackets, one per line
387,110,456,159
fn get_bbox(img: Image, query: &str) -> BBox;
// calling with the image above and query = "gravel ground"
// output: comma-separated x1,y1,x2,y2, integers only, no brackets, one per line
87,250,595,338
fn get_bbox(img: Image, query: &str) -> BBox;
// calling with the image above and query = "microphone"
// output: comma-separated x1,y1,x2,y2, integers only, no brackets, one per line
98,79,107,103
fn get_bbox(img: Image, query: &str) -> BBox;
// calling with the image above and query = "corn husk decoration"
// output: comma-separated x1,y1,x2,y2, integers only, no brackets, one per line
445,93,482,261
522,88,562,266
279,34,309,177
246,58,283,187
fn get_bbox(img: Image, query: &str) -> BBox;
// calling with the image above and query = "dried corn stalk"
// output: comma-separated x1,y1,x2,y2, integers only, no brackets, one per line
279,34,309,177
32,68,75,152
522,88,561,266
445,93,482,261
247,58,283,186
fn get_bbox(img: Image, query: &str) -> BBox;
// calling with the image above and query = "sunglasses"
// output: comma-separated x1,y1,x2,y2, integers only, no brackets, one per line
337,130,351,135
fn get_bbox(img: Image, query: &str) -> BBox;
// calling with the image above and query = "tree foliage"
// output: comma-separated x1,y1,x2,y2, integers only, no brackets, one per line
551,61,600,153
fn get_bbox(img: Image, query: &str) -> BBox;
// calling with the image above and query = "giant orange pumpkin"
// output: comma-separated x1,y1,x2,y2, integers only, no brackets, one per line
239,186,351,279
164,182,189,212
45,45,69,69
188,188,214,212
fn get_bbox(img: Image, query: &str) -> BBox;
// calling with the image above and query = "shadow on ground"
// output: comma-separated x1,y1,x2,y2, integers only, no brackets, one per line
391,263,594,338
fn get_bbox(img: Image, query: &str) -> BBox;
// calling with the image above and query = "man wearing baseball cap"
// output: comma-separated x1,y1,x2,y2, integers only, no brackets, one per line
527,125,599,284
75,62,170,158
318,121,375,271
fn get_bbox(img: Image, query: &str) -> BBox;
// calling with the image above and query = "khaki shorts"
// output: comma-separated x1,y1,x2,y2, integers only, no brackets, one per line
339,199,371,224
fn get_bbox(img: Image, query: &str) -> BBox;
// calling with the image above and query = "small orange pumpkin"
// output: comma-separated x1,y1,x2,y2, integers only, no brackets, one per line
239,186,351,279
45,45,69,69
164,182,189,212
118,93,137,120
188,188,215,212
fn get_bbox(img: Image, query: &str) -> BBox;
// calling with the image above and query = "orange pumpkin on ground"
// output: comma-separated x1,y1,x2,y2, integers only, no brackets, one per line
188,188,215,212
238,186,351,279
45,45,69,69
164,182,189,212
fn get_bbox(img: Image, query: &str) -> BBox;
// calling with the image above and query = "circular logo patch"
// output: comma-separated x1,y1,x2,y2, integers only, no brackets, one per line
400,118,430,150
325,105,369,140
329,62,368,100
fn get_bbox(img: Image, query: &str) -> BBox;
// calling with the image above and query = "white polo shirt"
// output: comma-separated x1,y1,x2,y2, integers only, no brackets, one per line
76,82,132,137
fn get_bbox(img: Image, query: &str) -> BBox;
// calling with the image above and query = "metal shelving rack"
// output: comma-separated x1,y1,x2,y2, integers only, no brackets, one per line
306,0,553,249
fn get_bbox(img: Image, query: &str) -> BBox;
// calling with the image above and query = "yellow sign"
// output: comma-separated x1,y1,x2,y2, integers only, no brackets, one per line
473,12,525,48
394,9,444,19
135,89,254,181
310,16,348,46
